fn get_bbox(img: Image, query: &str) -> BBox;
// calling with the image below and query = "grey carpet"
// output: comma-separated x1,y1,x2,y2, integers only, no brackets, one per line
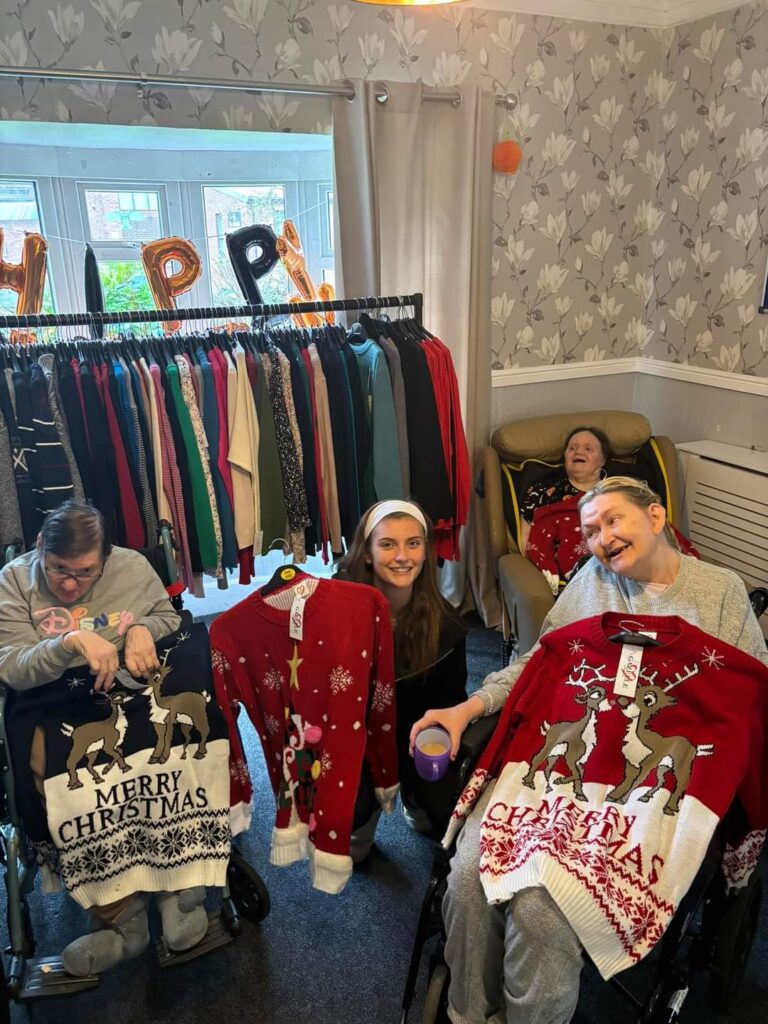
5,615,766,1024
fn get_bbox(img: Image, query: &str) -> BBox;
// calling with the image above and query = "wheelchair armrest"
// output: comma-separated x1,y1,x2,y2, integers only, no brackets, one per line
749,587,768,618
454,712,501,794
459,713,501,760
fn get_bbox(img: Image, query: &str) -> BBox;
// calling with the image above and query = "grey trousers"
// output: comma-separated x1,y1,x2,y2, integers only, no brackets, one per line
443,786,584,1024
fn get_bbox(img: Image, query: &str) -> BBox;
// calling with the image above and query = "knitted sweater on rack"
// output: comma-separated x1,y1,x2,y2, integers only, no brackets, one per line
444,612,768,979
210,578,399,895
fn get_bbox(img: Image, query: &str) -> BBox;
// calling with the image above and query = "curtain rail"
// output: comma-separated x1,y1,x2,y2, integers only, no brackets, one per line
0,66,463,106
0,293,424,329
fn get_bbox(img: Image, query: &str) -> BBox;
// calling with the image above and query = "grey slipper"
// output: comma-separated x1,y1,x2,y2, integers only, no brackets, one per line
156,892,209,952
62,899,149,977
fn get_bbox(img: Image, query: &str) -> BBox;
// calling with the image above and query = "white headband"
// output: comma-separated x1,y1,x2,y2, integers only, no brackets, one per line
363,501,428,540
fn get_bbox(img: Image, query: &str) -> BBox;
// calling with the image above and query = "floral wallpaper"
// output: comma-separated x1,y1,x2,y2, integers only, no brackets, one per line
1,0,767,376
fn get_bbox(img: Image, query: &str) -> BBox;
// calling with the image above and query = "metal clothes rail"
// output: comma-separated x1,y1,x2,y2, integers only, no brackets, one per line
0,293,423,330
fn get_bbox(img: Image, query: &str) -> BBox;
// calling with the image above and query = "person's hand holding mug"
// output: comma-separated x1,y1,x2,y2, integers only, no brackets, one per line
409,695,486,760
62,630,119,691
413,726,452,781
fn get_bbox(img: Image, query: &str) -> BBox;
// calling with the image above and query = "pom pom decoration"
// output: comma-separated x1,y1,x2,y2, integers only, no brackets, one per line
492,140,523,176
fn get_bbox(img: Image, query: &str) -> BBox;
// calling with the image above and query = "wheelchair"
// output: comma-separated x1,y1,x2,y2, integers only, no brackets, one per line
0,531,270,1012
401,589,768,1024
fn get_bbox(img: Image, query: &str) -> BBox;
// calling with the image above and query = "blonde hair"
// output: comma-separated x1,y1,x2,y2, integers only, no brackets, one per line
577,476,680,550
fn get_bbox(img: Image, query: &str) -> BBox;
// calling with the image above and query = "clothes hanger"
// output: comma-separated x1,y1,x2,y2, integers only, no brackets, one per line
606,630,662,647
260,563,313,597
606,617,663,647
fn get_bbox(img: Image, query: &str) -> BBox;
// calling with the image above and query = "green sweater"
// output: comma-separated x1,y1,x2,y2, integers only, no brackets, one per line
0,547,181,690
477,555,768,715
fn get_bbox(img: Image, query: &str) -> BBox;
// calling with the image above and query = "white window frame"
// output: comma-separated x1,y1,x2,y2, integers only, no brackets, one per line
0,176,60,313
0,139,335,318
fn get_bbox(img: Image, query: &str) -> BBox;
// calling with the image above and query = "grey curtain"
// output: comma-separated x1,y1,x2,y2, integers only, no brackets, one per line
332,79,498,619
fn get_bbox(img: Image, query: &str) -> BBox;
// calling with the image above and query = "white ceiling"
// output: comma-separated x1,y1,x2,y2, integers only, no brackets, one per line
463,0,743,29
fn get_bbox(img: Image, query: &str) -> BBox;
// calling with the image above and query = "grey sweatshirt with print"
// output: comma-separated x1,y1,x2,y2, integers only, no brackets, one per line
476,555,768,716
0,546,181,690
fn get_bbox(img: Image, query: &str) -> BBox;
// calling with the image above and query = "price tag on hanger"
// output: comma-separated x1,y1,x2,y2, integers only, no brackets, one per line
614,644,644,699
289,579,315,642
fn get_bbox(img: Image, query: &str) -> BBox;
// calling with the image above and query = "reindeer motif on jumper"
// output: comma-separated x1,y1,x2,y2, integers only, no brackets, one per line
607,663,713,816
522,659,613,801
142,632,211,764
62,691,132,790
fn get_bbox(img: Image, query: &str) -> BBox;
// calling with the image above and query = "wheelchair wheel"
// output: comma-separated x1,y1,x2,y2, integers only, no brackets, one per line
421,963,449,1024
227,849,270,923
709,876,762,1013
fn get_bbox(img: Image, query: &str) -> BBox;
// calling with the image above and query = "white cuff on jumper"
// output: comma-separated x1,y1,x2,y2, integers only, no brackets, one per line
308,844,353,895
375,783,400,814
270,822,308,867
229,800,253,838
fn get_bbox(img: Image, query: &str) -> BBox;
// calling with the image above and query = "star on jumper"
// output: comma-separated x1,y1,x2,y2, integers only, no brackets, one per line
287,644,303,689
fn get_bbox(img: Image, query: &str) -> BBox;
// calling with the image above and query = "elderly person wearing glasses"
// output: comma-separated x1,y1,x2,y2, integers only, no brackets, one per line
0,501,212,978
0,500,179,692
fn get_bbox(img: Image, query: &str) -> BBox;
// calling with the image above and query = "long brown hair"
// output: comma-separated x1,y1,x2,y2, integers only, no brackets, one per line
335,502,447,677
577,476,680,550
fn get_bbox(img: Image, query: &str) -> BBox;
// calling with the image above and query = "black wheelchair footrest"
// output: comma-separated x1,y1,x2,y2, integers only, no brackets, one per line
155,910,233,968
16,956,99,1000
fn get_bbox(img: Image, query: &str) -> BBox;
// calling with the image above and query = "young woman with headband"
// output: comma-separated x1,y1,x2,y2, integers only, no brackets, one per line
337,499,468,838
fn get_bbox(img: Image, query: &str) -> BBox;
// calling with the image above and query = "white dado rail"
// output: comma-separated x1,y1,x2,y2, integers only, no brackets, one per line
492,358,768,399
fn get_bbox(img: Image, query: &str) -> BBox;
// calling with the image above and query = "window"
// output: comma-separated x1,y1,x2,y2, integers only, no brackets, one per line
202,184,291,306
82,187,163,243
77,183,169,313
0,179,56,315
3,124,335,319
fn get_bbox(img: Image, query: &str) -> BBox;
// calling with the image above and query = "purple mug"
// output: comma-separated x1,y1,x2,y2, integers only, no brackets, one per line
414,726,451,782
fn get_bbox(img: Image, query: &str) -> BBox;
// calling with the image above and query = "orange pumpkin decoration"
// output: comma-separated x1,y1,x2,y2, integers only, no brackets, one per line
492,139,523,175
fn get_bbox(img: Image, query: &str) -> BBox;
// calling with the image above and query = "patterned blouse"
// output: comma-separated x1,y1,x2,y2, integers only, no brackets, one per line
520,475,583,524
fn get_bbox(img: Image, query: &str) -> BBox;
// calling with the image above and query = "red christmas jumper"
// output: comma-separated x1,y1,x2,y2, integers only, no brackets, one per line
210,577,399,894
445,612,768,978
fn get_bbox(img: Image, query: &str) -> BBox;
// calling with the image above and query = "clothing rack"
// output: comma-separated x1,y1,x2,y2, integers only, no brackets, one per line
0,294,423,331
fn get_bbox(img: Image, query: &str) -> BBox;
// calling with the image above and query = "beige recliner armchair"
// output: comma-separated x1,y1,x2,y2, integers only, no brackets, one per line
482,410,681,656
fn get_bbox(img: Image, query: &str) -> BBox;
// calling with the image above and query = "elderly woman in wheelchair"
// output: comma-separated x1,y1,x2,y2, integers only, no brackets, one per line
411,477,768,1024
0,500,214,978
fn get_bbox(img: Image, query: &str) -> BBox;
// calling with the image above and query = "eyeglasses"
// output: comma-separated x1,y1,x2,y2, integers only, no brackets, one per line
42,552,103,585
44,566,103,584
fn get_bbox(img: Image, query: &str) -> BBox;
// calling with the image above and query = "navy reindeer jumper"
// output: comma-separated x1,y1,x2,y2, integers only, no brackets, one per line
7,624,233,908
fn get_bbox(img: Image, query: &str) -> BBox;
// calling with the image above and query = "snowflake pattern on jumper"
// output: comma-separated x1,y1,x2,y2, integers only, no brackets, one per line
229,758,250,785
329,666,354,694
371,679,394,713
264,713,282,737
211,648,230,674
320,751,333,777
263,667,286,691
479,802,673,964
701,647,725,670
722,828,766,890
